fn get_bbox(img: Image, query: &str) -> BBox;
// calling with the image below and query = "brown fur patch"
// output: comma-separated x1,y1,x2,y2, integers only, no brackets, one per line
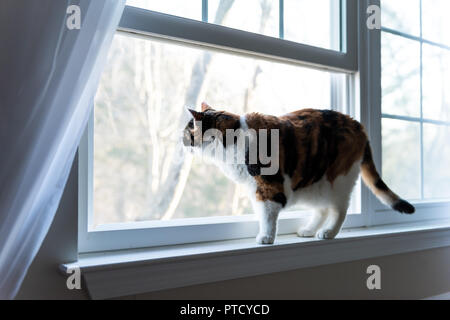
254,176,285,206
246,109,368,194
187,103,413,213
189,105,369,205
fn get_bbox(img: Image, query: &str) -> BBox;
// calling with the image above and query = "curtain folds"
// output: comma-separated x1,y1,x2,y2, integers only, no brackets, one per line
0,0,125,299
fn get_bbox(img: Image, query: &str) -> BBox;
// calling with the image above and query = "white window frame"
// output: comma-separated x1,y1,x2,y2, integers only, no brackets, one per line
78,0,449,253
366,0,450,226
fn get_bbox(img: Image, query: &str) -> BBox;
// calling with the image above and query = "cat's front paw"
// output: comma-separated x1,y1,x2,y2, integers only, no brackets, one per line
316,229,338,240
256,234,275,245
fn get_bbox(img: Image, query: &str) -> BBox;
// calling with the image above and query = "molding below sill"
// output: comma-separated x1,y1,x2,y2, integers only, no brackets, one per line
62,220,450,299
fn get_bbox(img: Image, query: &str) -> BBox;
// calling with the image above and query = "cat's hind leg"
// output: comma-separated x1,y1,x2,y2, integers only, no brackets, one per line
297,208,328,238
316,206,348,239
315,161,359,239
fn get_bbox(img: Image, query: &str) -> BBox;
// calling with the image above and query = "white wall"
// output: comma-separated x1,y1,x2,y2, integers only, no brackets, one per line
16,155,87,300
132,247,450,300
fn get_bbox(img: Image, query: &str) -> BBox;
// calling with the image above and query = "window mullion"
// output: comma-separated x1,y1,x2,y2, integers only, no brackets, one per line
279,0,284,39
359,0,382,227
419,0,424,200
202,0,208,22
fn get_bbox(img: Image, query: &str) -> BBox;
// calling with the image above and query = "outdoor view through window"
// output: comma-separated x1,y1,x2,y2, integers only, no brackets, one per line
381,0,450,202
93,34,348,225
92,0,349,226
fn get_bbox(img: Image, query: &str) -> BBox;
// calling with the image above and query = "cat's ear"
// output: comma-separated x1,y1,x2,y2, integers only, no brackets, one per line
201,102,214,112
188,108,204,121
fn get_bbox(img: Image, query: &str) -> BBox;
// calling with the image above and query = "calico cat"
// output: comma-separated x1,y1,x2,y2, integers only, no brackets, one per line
183,102,415,244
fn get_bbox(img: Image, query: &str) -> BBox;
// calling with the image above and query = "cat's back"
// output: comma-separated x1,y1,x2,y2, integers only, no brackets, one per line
280,108,367,147
278,108,368,189
244,108,368,187
281,108,362,133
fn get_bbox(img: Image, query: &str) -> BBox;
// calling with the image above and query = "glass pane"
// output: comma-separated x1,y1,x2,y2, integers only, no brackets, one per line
382,119,421,200
382,32,421,117
422,44,450,122
126,0,202,20
93,34,342,225
208,0,278,38
422,0,450,46
423,124,450,200
284,0,340,51
381,0,420,36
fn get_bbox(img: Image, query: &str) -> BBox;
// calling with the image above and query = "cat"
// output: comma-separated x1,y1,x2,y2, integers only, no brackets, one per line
183,102,415,244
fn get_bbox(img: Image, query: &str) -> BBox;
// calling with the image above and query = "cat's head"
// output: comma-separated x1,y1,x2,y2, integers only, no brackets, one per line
182,102,240,150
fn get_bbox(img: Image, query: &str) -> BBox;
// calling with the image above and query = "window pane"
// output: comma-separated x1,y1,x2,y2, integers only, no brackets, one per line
422,44,450,122
382,33,421,117
208,0,278,38
382,119,421,200
423,124,450,199
381,0,420,36
422,0,450,46
284,0,340,51
93,34,341,225
126,0,202,20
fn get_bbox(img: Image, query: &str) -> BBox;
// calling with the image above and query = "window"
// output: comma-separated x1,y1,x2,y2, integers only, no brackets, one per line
93,34,342,225
126,0,342,50
126,0,202,20
78,0,449,253
381,0,450,202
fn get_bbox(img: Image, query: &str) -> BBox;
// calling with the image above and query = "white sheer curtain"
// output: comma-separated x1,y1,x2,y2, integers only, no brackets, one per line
0,0,125,299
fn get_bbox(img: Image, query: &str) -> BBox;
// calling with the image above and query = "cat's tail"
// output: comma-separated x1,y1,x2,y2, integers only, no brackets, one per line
360,142,415,214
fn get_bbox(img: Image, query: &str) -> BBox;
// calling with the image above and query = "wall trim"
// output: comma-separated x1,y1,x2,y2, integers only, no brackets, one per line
61,220,450,299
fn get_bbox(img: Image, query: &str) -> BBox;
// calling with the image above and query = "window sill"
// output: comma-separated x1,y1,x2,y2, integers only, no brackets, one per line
62,219,450,299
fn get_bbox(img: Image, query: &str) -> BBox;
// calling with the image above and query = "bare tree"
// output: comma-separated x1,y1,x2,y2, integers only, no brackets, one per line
151,0,236,220
231,0,271,215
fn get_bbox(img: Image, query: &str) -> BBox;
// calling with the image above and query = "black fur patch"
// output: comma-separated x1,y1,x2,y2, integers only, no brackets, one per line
190,132,195,146
261,170,284,184
200,113,215,135
293,111,347,191
392,200,415,214
354,121,362,131
294,120,339,190
362,142,373,165
309,125,328,184
245,128,279,178
222,118,241,147
294,124,314,190
375,179,389,191
245,136,260,176
319,109,340,124
298,115,307,121
233,119,241,130
246,164,261,177
272,193,287,207
282,120,298,177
